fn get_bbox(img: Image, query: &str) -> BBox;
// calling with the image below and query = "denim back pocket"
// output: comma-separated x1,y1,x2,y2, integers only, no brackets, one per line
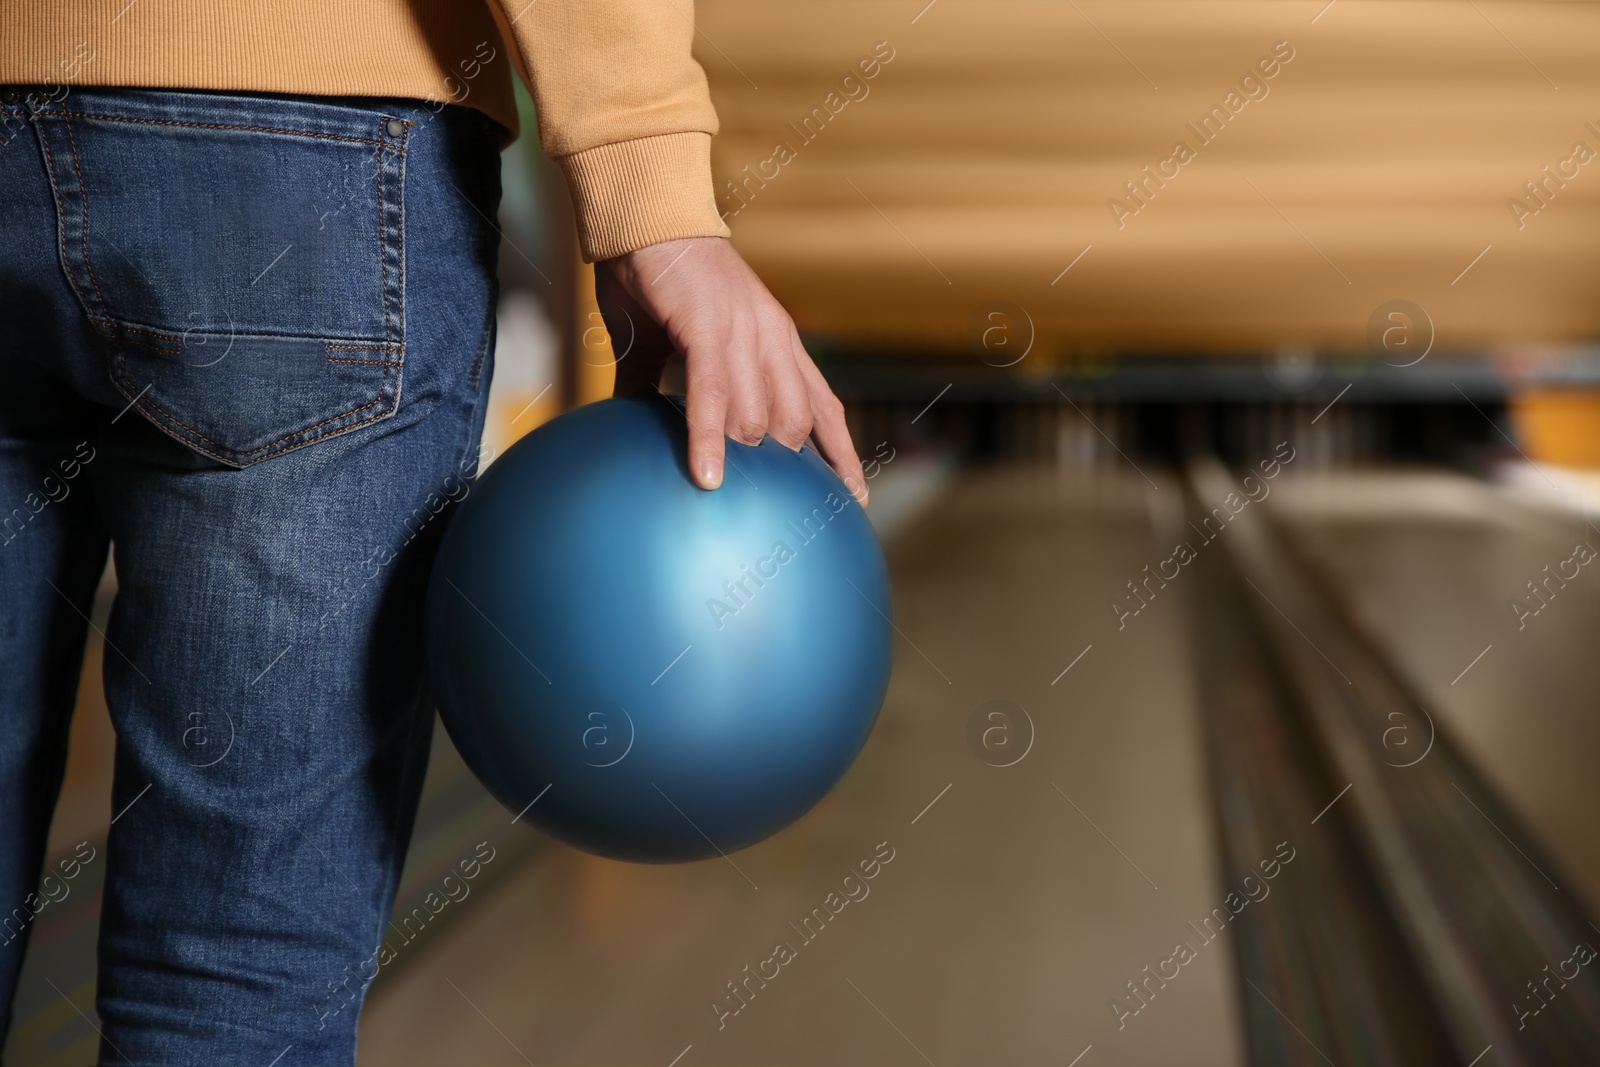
33,91,412,467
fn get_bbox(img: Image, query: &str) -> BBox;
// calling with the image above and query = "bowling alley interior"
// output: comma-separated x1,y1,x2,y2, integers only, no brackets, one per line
11,2,1600,1065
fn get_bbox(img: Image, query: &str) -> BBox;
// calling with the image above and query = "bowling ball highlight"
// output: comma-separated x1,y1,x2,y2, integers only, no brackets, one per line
425,394,893,863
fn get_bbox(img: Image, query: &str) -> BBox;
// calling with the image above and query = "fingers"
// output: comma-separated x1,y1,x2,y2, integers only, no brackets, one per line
723,311,769,448
685,314,860,499
721,313,815,454
602,237,863,498
686,329,859,499
764,325,814,452
794,336,868,504
683,336,730,489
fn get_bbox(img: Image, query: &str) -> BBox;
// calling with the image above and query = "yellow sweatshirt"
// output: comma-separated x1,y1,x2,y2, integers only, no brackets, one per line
0,0,731,260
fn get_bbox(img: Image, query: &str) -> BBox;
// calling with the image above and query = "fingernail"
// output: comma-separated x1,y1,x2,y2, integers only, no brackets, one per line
701,461,723,489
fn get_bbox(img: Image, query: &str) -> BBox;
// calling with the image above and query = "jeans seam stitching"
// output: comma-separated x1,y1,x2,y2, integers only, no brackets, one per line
110,350,398,462
395,124,408,353
98,319,177,343
45,110,403,150
379,145,390,346
103,319,393,347
60,113,113,319
325,342,403,367
96,314,388,345
107,330,181,356
32,116,99,323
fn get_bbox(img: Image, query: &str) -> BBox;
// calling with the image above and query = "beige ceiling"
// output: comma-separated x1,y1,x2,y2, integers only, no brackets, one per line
698,0,1600,355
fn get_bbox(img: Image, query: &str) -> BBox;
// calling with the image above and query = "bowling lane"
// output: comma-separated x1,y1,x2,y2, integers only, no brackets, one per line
358,466,1243,1066
1269,469,1600,910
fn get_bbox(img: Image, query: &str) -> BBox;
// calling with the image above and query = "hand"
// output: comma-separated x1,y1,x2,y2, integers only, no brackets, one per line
596,237,868,504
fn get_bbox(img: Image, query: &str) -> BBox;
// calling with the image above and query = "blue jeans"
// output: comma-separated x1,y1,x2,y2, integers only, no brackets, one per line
0,87,503,1064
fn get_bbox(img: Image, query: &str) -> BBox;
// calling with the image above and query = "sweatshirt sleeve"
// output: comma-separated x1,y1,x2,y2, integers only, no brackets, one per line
493,0,731,261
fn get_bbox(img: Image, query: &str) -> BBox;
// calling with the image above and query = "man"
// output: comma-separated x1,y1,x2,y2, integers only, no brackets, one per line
0,2,864,1062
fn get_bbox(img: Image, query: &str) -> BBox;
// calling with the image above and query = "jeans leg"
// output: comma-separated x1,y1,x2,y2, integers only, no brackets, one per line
8,88,505,1065
0,98,116,1043
0,363,110,1040
92,417,479,1063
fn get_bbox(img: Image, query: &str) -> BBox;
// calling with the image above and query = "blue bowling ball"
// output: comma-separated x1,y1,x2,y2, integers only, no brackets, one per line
425,394,893,863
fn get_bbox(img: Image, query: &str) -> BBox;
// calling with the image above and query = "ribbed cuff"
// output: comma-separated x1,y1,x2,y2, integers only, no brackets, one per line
558,131,731,262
